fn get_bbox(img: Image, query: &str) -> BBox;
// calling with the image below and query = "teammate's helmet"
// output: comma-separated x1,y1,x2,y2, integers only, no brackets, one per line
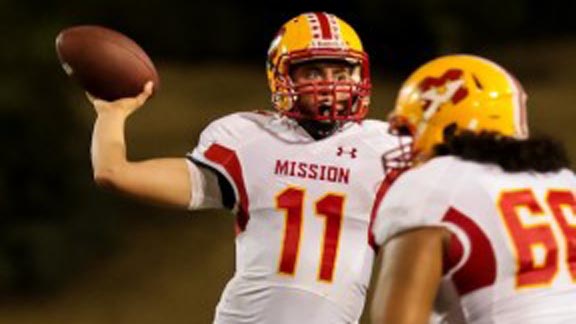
384,55,528,170
266,12,371,122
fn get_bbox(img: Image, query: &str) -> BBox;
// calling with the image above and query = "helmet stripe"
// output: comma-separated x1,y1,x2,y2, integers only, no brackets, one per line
312,12,332,39
511,76,529,139
502,67,529,139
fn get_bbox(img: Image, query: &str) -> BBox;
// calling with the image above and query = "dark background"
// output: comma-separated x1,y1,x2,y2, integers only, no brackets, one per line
0,1,575,323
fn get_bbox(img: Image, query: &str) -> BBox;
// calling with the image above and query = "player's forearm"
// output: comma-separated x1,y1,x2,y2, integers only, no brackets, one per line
371,229,445,324
91,110,130,186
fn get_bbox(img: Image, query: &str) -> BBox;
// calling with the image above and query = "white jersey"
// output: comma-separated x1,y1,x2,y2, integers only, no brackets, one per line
189,111,398,324
373,156,576,324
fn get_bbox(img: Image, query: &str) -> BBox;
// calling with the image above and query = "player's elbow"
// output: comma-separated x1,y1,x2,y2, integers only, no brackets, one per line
93,166,122,190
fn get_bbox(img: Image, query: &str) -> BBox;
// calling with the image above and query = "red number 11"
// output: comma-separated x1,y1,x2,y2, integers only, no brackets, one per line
276,187,345,282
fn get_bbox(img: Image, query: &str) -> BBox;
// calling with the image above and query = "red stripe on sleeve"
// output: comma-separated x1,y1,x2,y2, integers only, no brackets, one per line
443,207,497,295
204,143,249,233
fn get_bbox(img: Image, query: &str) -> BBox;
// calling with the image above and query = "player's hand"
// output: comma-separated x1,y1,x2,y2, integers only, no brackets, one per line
87,81,154,117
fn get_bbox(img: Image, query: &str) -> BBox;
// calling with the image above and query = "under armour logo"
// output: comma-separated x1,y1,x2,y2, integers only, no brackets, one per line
337,146,357,158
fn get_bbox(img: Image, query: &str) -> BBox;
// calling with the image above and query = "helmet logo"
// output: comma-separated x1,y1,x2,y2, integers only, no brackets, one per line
419,69,469,121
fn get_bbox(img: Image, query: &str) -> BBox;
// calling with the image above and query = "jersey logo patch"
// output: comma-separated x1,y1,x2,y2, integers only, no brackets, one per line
337,146,357,159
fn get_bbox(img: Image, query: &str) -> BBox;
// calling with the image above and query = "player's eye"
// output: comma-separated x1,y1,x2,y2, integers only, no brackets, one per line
335,72,350,81
304,69,322,80
332,68,352,81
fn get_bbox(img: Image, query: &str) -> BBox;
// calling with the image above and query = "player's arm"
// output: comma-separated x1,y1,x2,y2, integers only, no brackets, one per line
371,227,447,324
89,82,193,209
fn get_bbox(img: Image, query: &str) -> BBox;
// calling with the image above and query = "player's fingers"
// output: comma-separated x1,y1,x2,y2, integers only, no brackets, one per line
134,81,153,106
144,81,154,95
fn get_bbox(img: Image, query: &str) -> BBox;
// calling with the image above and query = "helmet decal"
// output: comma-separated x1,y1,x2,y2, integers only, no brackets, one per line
419,69,469,122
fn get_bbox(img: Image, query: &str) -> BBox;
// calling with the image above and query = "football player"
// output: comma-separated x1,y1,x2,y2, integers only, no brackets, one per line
370,55,576,324
88,12,399,324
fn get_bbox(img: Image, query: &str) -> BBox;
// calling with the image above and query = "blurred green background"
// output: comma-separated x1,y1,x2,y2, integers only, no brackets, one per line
0,0,575,323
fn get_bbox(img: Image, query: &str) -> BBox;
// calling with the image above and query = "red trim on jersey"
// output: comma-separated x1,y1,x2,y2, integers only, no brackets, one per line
443,207,496,295
204,143,249,233
368,169,405,251
314,12,332,39
443,232,464,275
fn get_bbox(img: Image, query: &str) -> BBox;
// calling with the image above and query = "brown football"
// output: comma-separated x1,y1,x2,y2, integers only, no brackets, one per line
55,25,159,101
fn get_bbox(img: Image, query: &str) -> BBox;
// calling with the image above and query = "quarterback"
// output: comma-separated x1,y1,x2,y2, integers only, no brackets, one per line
370,55,576,324
87,12,398,324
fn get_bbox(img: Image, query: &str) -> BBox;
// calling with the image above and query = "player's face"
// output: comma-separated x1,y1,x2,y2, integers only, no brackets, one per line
290,61,356,120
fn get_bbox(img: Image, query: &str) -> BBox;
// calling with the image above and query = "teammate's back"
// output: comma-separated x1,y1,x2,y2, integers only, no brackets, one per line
394,156,576,323
370,55,576,324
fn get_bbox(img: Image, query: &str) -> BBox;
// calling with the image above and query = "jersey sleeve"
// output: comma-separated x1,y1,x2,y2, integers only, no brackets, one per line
372,158,457,246
186,113,250,211
185,159,225,210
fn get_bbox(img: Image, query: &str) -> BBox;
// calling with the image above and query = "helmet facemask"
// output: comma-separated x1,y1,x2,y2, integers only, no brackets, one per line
272,52,370,124
382,115,415,174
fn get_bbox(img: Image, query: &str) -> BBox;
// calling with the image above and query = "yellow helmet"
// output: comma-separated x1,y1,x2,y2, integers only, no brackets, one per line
266,12,371,121
388,54,528,163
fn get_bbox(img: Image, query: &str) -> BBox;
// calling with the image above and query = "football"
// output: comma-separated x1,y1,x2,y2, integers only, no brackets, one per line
55,25,159,101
